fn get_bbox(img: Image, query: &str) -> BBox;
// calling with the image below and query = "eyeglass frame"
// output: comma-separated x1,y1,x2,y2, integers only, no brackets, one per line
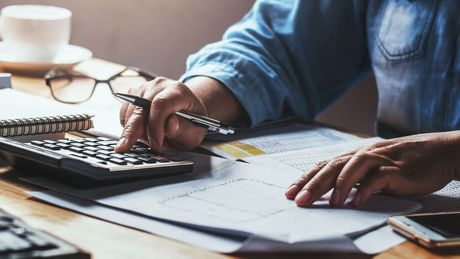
44,66,157,104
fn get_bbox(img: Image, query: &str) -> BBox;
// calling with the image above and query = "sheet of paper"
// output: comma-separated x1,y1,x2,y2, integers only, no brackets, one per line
352,225,406,254
201,123,360,160
407,180,460,213
28,190,244,253
22,153,420,244
76,85,123,137
0,89,90,119
28,190,366,253
244,137,383,174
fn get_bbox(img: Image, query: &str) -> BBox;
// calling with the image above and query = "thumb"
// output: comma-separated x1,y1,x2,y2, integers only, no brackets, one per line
164,114,207,150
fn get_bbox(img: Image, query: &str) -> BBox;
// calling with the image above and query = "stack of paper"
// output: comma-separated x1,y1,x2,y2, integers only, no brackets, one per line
25,126,427,254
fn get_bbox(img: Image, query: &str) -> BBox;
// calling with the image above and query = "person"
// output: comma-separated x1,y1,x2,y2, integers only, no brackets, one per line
114,0,460,208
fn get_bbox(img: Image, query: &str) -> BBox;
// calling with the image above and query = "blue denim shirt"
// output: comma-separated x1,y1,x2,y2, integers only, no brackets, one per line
180,0,460,137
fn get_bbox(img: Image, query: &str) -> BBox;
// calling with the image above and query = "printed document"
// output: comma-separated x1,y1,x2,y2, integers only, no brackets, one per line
201,122,359,160
244,137,383,174
23,151,420,244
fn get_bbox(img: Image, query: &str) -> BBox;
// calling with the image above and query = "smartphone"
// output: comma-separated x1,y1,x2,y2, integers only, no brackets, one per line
388,212,460,249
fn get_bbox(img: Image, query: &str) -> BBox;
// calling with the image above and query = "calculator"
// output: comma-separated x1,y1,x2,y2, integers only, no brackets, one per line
0,135,194,188
0,208,90,258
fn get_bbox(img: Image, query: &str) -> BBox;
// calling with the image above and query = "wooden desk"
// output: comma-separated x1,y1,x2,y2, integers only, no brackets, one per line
1,70,457,259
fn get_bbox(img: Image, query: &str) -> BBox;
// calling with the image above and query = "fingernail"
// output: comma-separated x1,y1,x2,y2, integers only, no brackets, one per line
115,137,127,150
331,189,340,206
285,185,299,199
352,192,362,207
295,189,312,206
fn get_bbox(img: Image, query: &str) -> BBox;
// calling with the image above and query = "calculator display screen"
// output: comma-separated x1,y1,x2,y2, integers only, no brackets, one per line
408,213,460,238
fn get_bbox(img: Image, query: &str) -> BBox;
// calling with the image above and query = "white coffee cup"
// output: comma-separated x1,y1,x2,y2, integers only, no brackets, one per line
0,5,72,62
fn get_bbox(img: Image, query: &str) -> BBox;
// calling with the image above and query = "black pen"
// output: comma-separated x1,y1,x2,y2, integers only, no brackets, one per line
114,93,235,135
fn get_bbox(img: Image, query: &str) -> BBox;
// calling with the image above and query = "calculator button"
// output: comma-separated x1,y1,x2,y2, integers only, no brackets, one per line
83,146,98,151
98,146,113,151
83,142,98,147
110,153,126,159
0,216,13,223
43,144,60,150
96,150,112,155
124,153,139,158
82,150,97,157
0,231,32,251
95,154,111,161
43,140,57,144
69,142,85,148
97,140,118,146
123,157,142,165
109,158,127,165
69,147,84,153
31,140,45,146
56,143,70,149
84,138,98,142
57,139,71,144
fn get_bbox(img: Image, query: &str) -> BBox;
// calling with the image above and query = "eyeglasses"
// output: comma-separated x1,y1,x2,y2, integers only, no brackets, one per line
45,67,157,104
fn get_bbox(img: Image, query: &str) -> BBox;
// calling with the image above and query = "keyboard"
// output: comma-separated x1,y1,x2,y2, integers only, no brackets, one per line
0,135,194,188
0,208,89,258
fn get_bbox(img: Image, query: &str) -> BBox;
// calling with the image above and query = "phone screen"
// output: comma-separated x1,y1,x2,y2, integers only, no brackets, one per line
408,213,460,238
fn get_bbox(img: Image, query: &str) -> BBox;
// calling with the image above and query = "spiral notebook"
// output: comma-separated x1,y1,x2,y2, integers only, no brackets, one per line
0,89,94,137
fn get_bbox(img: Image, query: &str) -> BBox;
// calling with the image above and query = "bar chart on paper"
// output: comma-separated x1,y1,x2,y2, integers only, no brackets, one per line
201,123,359,160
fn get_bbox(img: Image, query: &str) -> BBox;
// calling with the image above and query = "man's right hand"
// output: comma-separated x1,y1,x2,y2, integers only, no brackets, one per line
115,76,246,153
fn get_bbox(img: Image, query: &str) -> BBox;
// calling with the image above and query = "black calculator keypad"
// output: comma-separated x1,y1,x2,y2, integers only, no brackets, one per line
29,136,191,172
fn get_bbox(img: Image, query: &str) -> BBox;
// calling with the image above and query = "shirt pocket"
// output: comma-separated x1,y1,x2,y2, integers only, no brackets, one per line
376,0,437,63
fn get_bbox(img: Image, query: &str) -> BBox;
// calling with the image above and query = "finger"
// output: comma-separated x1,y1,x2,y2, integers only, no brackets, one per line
285,160,328,200
286,148,361,200
147,81,205,152
164,114,207,150
294,155,352,207
123,85,148,128
333,151,396,206
115,106,146,153
351,166,396,206
119,102,129,127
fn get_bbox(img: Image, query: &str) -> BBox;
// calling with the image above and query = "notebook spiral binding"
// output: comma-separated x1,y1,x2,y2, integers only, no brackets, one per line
0,114,94,137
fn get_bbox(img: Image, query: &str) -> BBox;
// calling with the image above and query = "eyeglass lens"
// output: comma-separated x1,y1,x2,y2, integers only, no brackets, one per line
49,76,96,103
109,75,149,96
49,70,151,103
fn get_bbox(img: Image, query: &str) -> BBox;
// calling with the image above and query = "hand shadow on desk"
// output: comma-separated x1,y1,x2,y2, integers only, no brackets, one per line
20,152,227,199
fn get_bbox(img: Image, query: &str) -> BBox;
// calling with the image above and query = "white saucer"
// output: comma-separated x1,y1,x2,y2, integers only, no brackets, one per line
0,42,93,74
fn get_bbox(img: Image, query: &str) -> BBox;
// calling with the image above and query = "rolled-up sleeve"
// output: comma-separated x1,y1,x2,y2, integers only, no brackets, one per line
180,0,370,126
